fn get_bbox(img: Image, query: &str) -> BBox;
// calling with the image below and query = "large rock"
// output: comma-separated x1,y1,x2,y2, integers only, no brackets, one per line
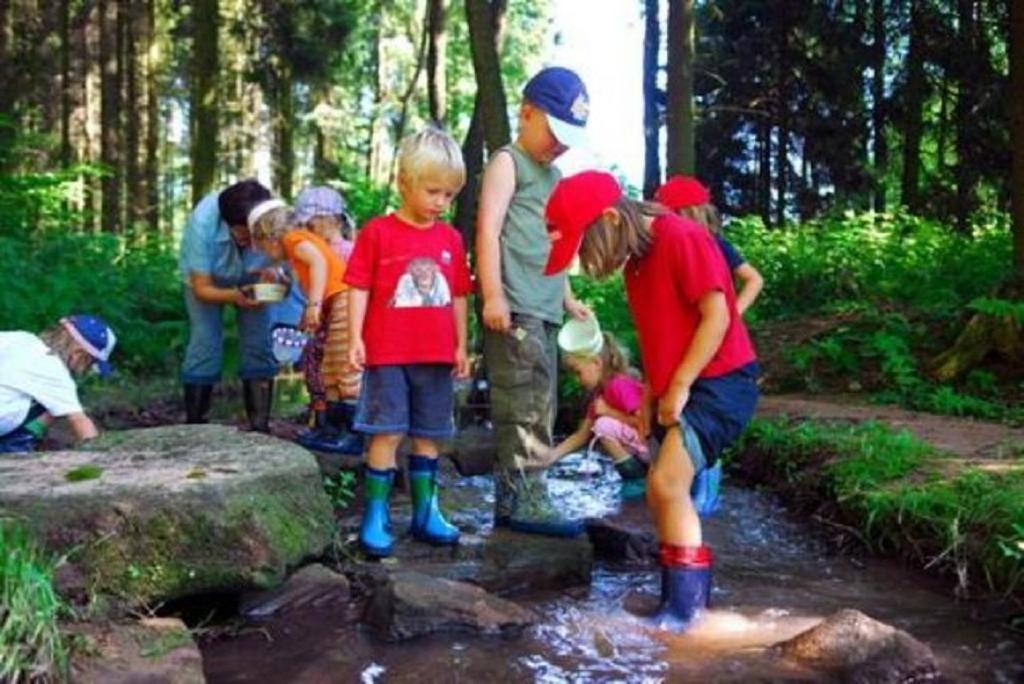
775,609,941,683
585,517,657,564
363,570,535,641
240,563,350,618
0,425,335,610
70,617,205,684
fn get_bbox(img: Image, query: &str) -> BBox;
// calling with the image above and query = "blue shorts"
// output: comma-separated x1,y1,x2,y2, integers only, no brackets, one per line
653,417,708,474
354,364,455,439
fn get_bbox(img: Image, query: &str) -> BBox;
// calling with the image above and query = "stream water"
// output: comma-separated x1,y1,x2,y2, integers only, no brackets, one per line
201,454,1024,683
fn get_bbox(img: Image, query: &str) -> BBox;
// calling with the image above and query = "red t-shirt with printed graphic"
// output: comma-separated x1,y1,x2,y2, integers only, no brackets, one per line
344,213,473,365
625,213,757,398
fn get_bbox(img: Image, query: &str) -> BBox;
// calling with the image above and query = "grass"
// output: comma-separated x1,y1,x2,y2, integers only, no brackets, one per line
65,465,104,482
733,418,1024,601
0,521,68,682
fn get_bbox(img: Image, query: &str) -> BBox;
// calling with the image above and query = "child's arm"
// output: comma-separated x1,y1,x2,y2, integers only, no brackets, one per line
66,412,99,442
592,396,634,426
543,418,594,466
348,287,369,371
453,295,470,379
476,152,516,333
189,273,261,308
563,279,592,320
293,241,328,330
658,291,730,427
734,263,763,316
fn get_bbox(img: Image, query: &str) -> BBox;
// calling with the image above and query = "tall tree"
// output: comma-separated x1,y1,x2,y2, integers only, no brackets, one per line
145,0,160,232
954,0,976,232
60,0,72,168
465,0,510,152
642,0,661,199
125,0,145,230
455,0,508,245
900,0,926,213
871,0,887,213
427,0,448,125
191,0,219,205
99,0,122,232
666,0,695,175
1012,0,1024,278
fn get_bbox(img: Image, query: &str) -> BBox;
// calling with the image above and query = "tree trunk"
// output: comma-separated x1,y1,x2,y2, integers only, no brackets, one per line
871,0,887,213
191,0,218,206
273,66,294,200
313,86,338,182
465,0,510,153
366,0,384,183
901,0,925,213
759,120,771,227
774,17,788,227
954,0,975,233
665,0,695,175
60,0,72,168
125,0,143,231
427,0,447,125
1012,0,1024,279
642,0,661,199
454,0,507,245
0,0,14,166
145,0,159,233
99,0,122,232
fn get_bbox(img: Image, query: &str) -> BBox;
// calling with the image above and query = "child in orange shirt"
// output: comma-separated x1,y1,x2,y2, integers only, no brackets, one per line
250,200,353,451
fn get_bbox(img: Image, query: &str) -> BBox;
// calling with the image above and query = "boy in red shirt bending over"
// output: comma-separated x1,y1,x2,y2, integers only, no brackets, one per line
345,127,472,557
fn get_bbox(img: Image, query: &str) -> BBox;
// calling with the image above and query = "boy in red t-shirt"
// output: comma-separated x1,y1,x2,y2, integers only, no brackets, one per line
345,127,473,557
544,171,760,633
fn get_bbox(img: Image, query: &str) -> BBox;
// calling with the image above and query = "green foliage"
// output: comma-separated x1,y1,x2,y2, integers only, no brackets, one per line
740,418,1024,597
0,522,68,682
65,465,104,483
322,470,356,510
969,297,1024,323
2,232,186,375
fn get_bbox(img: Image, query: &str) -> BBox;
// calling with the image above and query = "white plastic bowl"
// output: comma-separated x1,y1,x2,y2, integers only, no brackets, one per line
557,317,603,356
250,283,287,303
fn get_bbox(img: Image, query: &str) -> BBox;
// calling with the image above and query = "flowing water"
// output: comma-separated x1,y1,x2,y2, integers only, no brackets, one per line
201,454,1024,683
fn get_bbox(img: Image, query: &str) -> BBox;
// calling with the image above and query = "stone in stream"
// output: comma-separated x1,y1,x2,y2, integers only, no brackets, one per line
775,608,941,682
363,569,536,641
70,617,204,684
584,517,658,564
0,425,336,613
240,563,350,618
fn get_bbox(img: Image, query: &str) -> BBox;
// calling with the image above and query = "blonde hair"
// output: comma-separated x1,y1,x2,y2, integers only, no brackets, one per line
565,332,630,382
397,127,466,190
578,198,665,279
38,325,79,369
250,206,296,241
677,203,722,234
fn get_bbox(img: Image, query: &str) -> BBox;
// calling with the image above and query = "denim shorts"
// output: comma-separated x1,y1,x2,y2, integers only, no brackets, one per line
354,364,455,439
653,417,708,474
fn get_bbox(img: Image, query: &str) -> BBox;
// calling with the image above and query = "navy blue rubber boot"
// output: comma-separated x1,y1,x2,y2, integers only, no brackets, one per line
408,455,460,546
332,401,366,456
359,467,395,557
650,544,713,632
691,461,722,517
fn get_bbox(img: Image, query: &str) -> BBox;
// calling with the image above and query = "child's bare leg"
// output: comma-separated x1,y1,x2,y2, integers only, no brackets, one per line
598,435,630,463
647,426,701,546
410,437,439,458
365,434,402,470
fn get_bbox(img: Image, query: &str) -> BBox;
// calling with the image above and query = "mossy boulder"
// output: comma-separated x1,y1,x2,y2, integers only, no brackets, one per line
0,425,335,612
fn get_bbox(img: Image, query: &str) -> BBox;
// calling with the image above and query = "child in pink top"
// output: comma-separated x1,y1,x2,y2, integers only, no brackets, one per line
543,331,650,500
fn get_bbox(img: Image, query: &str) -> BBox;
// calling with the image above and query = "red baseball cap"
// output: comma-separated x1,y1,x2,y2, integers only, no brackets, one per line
654,175,710,211
544,171,623,275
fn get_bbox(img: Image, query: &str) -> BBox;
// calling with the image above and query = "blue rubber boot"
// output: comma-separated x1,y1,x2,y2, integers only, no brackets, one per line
296,407,338,451
408,455,460,546
359,467,394,557
332,401,366,456
614,456,649,501
691,461,722,517
650,544,713,632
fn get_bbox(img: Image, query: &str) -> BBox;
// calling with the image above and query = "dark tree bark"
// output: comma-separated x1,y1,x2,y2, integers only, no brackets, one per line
465,0,510,153
60,0,72,168
454,0,507,247
665,0,695,175
758,120,771,227
145,0,160,233
901,0,926,213
871,0,887,213
190,0,219,205
125,0,144,230
272,65,294,200
426,0,447,125
774,15,788,227
954,0,976,233
642,0,661,199
1012,0,1024,278
99,0,122,232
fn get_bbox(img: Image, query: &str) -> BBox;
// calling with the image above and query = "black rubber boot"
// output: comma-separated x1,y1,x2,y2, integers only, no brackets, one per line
242,379,274,433
184,384,213,424
332,401,366,456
